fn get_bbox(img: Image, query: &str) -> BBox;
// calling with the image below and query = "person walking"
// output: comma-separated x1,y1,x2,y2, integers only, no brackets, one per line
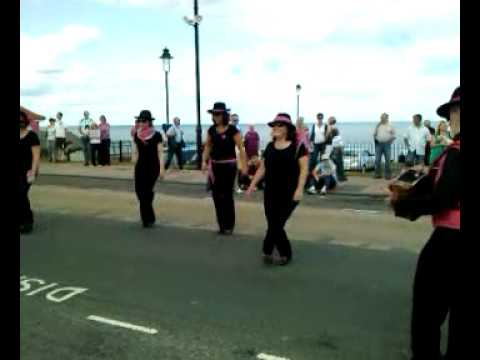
54,112,66,162
46,118,56,162
404,114,432,169
89,122,101,166
19,110,41,234
202,102,247,235
246,113,308,265
99,115,111,166
423,120,436,166
390,87,463,360
79,111,93,166
309,113,329,169
429,120,452,164
165,117,185,170
133,110,165,228
373,113,396,179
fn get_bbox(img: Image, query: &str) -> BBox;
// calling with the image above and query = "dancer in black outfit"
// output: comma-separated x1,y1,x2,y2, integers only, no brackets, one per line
391,87,464,360
202,102,247,235
247,113,309,265
19,110,41,234
133,110,165,228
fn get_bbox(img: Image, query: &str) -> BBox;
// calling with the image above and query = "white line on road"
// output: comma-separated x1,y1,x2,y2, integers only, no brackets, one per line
87,315,158,335
257,353,291,360
342,208,380,215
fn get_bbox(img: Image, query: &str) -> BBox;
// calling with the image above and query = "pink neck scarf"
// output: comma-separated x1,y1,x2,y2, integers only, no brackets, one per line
137,125,155,143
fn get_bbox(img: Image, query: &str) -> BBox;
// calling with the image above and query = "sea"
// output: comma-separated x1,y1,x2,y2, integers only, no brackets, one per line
66,121,420,149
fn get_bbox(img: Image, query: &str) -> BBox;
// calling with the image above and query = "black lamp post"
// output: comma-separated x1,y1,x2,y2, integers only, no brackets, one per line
296,84,301,120
184,1,203,169
160,48,173,125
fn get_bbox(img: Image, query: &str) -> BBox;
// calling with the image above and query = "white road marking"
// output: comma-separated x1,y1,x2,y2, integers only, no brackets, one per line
342,208,379,215
87,315,158,335
257,353,291,360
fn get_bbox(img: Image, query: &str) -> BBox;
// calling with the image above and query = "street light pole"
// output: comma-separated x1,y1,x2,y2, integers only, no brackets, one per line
160,48,173,126
296,84,301,120
194,0,202,170
165,70,170,125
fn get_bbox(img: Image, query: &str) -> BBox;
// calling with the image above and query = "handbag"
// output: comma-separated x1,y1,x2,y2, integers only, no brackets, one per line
389,169,434,221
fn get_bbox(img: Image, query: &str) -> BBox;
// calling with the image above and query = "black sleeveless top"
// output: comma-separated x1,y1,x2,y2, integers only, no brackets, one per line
208,125,239,161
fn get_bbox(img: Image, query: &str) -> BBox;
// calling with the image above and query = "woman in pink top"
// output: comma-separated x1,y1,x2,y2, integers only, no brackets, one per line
99,115,111,166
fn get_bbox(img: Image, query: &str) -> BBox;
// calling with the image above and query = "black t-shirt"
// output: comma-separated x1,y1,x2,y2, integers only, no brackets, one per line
208,125,239,161
263,141,308,197
19,131,40,176
134,132,163,169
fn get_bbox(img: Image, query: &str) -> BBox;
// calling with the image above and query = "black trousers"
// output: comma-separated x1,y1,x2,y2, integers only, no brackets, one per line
99,139,111,165
134,166,159,226
19,176,33,226
90,144,100,166
263,193,298,259
211,163,237,231
411,227,464,360
165,144,183,170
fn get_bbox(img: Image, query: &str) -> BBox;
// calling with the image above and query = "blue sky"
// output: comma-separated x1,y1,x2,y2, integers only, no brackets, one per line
20,0,460,126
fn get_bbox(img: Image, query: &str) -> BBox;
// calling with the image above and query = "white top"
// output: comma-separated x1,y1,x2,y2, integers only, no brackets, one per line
167,125,184,143
55,121,66,138
332,135,344,148
313,123,326,144
374,123,395,143
89,128,101,144
404,125,431,155
47,126,56,141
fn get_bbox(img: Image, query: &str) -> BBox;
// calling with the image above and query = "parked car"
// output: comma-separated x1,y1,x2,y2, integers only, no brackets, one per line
343,149,376,172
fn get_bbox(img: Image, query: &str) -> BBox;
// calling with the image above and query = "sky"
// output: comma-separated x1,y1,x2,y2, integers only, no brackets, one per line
20,0,460,126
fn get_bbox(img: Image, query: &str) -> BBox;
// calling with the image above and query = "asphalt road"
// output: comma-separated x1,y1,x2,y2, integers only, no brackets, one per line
21,211,418,360
36,174,389,212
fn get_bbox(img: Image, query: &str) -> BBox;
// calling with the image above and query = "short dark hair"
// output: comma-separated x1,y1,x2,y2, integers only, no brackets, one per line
317,113,324,119
57,112,63,117
49,117,56,122
413,114,422,121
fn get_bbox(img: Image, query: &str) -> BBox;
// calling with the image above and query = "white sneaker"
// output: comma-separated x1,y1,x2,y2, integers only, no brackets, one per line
320,186,327,196
236,188,244,194
307,186,317,194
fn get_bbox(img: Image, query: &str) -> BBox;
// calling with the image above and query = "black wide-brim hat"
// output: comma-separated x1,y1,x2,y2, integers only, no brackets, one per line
207,102,230,114
135,110,155,121
437,86,460,119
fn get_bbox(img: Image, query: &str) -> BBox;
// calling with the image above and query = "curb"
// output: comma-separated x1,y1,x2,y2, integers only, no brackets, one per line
39,172,389,198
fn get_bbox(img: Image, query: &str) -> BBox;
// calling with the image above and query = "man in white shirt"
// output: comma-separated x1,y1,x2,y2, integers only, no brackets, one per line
79,111,93,166
165,117,185,170
404,114,431,168
308,113,330,169
373,113,396,179
55,112,66,162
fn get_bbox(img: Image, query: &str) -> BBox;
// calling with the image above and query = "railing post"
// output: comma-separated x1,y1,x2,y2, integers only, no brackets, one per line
119,140,123,163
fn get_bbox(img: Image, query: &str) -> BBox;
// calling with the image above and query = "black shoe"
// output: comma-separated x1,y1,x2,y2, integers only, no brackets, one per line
274,256,292,266
142,221,155,228
20,223,33,234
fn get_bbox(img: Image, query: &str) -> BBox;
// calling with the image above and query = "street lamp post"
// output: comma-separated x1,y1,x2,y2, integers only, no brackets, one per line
160,48,173,125
184,1,203,169
296,84,301,120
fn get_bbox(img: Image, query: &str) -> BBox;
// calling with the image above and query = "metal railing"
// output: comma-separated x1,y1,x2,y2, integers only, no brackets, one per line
341,143,408,172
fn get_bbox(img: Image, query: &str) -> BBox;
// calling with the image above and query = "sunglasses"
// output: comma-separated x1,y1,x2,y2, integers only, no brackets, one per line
271,123,286,128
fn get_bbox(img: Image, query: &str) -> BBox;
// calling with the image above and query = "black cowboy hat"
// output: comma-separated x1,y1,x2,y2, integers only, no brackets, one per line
437,86,460,119
135,110,155,121
207,102,230,114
